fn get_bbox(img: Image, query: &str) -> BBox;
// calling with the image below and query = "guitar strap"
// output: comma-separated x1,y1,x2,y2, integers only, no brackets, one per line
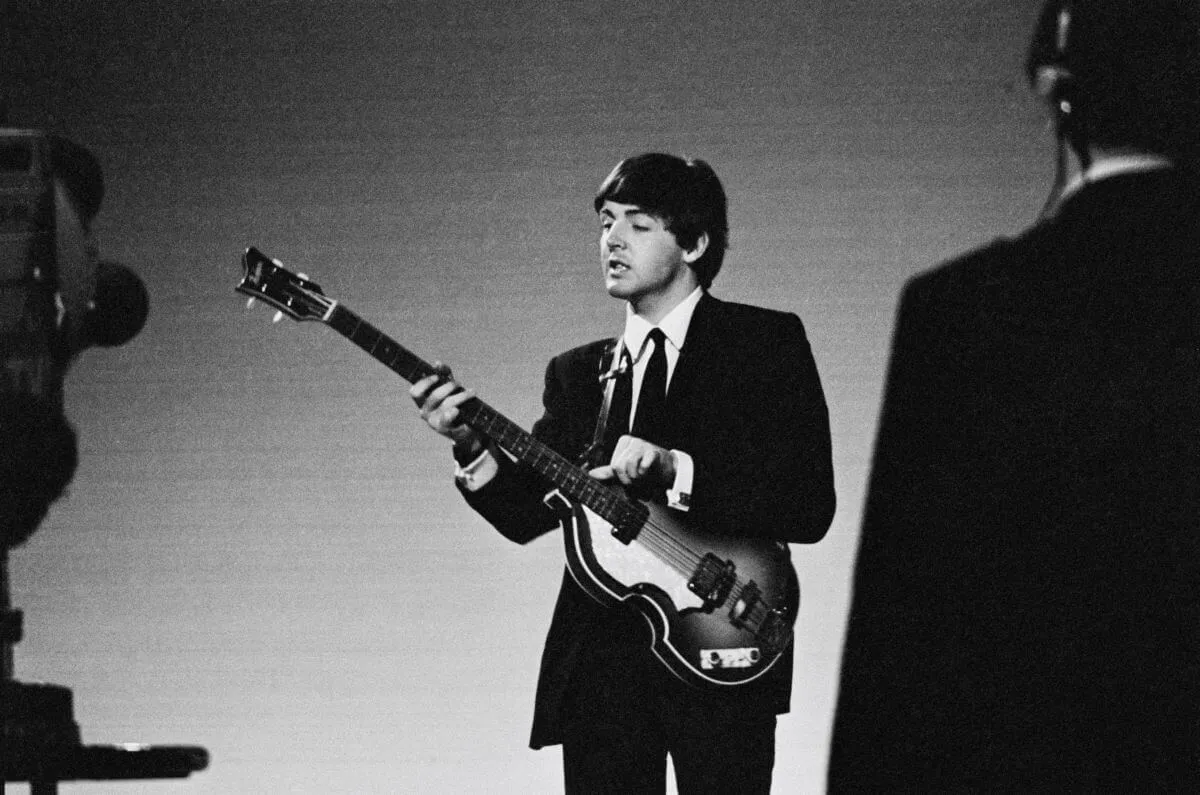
580,337,627,469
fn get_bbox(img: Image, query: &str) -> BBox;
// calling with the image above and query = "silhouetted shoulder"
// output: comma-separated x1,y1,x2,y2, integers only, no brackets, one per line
904,237,1023,306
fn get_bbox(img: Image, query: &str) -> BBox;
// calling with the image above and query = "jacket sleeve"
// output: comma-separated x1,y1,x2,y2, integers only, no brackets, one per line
457,350,592,545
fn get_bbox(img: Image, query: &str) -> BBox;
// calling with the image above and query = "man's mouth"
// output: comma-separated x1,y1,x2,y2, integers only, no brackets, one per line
607,259,629,273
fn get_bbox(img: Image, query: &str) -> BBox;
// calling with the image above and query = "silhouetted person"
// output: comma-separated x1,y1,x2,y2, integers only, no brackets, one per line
829,1,1200,790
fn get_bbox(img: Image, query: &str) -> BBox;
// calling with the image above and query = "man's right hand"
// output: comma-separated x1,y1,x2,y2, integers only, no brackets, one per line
588,434,677,490
409,362,485,459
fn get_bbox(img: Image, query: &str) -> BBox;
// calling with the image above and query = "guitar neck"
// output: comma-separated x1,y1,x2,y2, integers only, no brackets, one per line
325,304,642,528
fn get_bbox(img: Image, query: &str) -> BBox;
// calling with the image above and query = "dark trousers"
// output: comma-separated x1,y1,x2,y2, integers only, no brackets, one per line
561,639,777,794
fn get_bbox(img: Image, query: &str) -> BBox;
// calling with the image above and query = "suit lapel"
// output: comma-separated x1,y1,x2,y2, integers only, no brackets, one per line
665,293,723,434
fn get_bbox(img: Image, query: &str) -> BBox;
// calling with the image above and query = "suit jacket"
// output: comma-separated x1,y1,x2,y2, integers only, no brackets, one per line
460,292,835,748
829,168,1200,791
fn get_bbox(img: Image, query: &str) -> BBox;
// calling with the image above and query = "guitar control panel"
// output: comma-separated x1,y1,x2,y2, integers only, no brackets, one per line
699,647,761,670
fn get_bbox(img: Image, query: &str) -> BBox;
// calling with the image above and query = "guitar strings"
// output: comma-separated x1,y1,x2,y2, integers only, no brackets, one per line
465,405,776,624
314,312,780,631
605,495,763,609
633,513,773,623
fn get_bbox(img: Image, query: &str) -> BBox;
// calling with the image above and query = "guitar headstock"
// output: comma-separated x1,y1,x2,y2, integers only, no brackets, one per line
237,247,334,323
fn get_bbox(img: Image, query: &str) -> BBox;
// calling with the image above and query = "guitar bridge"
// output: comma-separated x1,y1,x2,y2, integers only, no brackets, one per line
687,553,736,609
729,581,762,630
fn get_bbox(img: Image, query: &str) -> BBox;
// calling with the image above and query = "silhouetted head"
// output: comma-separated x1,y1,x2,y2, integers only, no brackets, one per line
1027,0,1200,159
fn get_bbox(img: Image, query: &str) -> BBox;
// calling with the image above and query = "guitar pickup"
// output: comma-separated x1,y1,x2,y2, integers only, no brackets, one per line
688,553,736,609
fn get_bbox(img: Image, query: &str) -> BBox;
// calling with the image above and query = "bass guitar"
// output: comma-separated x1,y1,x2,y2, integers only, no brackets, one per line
236,246,798,688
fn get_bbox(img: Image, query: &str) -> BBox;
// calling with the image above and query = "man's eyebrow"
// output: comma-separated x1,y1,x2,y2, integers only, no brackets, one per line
599,206,649,218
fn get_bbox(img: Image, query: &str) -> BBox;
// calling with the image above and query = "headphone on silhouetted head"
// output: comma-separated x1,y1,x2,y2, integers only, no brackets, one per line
1026,0,1200,216
1028,1,1089,169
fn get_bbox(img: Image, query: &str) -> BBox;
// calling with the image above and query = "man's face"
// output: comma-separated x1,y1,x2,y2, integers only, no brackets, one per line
598,200,694,308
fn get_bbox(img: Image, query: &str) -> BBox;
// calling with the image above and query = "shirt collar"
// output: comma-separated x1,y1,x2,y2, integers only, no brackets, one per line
1061,153,1173,199
622,287,704,361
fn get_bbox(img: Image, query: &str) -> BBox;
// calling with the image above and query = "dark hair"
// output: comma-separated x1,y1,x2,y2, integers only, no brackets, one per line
593,153,729,289
1026,0,1200,158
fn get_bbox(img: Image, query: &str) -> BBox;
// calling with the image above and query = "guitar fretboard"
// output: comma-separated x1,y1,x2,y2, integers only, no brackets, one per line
327,305,647,533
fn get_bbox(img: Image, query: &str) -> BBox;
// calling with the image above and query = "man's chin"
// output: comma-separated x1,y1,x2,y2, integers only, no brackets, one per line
605,280,635,299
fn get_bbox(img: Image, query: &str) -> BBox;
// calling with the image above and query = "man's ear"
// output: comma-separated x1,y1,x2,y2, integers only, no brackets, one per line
1034,65,1076,129
682,232,709,264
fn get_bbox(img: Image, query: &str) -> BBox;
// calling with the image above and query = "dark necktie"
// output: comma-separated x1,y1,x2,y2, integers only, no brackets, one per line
632,328,668,443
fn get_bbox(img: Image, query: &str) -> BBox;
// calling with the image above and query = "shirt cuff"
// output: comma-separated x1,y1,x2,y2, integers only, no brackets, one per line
455,448,499,492
666,449,693,510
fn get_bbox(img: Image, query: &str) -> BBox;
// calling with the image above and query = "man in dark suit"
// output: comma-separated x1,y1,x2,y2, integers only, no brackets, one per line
829,1,1200,790
412,153,835,793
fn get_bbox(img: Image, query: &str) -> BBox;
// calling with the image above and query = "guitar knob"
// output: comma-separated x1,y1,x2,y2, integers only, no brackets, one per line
272,311,284,323
245,297,257,309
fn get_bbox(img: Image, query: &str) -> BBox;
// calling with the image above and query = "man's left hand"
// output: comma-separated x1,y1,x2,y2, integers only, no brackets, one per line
588,435,676,488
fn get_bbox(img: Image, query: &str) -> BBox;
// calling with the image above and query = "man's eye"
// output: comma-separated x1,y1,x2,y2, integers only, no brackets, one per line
631,224,649,231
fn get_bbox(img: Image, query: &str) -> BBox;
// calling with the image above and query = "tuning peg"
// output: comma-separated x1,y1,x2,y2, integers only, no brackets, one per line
245,296,257,309
273,311,284,323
